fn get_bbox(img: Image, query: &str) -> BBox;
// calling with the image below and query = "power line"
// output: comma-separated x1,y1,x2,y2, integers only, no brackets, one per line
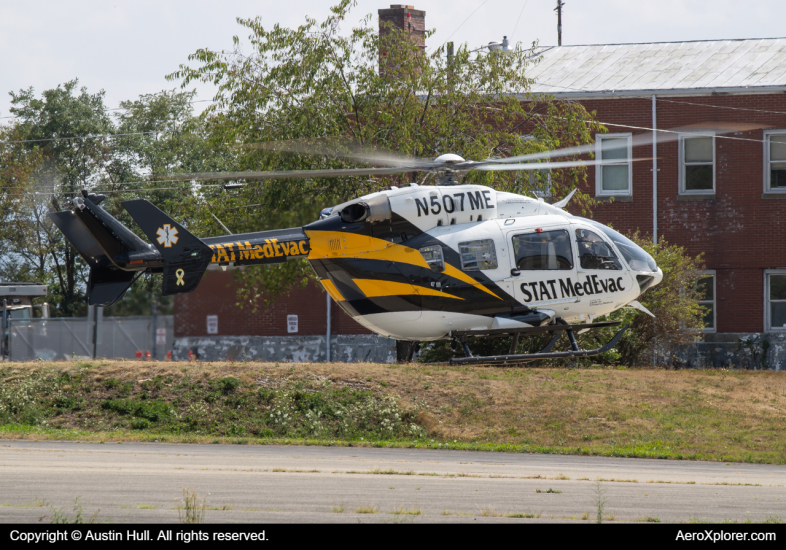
657,97,786,117
0,129,179,145
510,0,530,41
439,0,490,50
0,98,216,121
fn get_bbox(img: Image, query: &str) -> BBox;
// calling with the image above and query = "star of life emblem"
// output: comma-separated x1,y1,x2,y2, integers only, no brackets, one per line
156,224,179,248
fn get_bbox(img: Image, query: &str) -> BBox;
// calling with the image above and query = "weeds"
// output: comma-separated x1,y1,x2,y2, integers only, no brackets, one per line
46,497,100,524
535,488,563,494
331,503,346,513
593,479,607,524
355,504,379,514
390,506,421,515
177,487,205,524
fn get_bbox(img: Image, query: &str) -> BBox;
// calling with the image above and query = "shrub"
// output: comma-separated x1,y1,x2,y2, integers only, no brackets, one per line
418,232,705,366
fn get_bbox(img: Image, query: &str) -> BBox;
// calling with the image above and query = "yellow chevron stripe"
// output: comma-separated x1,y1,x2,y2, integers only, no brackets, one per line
353,279,463,300
320,279,345,302
306,230,501,300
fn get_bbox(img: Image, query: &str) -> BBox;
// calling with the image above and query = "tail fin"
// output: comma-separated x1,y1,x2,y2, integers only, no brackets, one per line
49,211,136,306
122,200,213,296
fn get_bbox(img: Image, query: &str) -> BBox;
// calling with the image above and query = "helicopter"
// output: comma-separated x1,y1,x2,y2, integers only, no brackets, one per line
49,145,663,365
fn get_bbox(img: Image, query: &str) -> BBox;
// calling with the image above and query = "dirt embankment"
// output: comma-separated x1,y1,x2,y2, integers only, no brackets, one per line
1,360,784,464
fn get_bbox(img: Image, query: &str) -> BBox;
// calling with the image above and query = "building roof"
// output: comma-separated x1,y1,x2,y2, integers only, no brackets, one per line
525,38,786,97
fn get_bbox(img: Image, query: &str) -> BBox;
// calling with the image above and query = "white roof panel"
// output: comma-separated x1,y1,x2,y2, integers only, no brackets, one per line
526,38,786,95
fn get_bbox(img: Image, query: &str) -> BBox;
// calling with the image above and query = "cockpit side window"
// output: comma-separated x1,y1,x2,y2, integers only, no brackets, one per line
512,230,573,270
575,228,622,270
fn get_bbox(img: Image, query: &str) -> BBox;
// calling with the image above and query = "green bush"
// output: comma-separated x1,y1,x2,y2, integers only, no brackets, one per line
101,399,173,423
419,233,705,367
212,377,242,395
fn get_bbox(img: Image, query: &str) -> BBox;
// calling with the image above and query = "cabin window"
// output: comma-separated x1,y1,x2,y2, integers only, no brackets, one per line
419,245,445,273
512,230,573,270
695,272,716,332
595,134,632,196
764,130,786,192
765,270,786,332
458,239,498,271
680,135,715,194
575,228,622,270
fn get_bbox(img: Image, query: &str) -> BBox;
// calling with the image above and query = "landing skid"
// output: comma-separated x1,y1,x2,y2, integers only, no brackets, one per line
449,320,629,366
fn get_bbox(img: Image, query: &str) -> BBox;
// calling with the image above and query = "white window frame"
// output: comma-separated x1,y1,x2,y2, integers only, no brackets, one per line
529,169,552,199
595,133,633,197
764,269,786,332
763,129,786,193
679,133,715,195
696,270,716,333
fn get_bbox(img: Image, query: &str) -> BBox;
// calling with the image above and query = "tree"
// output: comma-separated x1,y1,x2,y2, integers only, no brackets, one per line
167,0,603,307
0,83,215,316
1,80,113,315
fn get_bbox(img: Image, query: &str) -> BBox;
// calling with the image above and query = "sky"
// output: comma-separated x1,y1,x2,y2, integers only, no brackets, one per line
1,0,786,120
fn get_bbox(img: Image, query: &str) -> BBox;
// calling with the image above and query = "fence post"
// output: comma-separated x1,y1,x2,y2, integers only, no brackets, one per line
151,299,157,360
1,298,6,359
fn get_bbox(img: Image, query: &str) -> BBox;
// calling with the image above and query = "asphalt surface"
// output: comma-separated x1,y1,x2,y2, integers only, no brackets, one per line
1,441,784,523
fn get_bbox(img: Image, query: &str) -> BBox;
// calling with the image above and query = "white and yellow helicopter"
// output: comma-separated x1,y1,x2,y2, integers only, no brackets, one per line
50,145,662,365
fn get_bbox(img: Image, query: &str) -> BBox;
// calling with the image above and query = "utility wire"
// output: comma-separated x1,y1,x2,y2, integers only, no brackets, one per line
510,0,530,41
439,0,490,50
0,98,215,120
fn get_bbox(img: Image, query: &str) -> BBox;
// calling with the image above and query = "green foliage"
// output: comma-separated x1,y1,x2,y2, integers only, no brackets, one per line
212,377,242,395
420,232,706,366
101,399,174,422
168,0,603,303
589,233,707,366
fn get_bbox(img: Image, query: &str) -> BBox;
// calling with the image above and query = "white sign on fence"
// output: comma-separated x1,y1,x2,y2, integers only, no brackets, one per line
287,315,298,333
207,315,218,335
156,327,167,345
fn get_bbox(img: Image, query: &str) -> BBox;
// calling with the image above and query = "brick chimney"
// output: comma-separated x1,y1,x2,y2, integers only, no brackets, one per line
378,4,426,49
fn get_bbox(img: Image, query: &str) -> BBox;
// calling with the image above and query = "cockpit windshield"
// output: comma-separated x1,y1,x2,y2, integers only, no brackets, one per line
585,219,657,273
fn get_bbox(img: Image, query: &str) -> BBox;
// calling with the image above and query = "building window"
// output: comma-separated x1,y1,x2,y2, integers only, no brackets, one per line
680,134,714,194
529,169,552,199
695,272,716,332
765,270,786,332
458,239,497,271
595,134,632,196
512,229,573,270
764,130,786,192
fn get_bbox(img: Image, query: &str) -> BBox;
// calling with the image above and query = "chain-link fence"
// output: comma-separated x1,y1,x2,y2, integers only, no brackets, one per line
7,315,174,361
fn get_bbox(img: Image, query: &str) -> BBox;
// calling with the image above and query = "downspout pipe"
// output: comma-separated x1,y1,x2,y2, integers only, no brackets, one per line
652,94,658,244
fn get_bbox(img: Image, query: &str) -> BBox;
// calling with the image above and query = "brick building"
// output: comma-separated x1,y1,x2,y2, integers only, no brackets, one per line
174,7,786,367
526,39,786,367
173,266,395,362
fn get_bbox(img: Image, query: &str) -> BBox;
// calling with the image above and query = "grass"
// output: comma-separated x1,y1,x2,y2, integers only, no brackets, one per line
535,488,563,493
355,504,379,514
0,360,785,464
177,487,205,524
390,506,421,515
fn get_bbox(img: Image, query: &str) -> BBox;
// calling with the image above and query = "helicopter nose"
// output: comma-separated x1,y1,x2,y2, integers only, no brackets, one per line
652,267,663,287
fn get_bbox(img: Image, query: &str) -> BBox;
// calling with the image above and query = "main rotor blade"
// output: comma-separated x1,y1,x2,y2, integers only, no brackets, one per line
239,138,433,168
474,157,652,172
487,122,768,165
151,166,426,182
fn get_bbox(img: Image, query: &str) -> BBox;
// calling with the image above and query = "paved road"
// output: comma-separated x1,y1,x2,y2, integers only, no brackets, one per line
1,441,784,523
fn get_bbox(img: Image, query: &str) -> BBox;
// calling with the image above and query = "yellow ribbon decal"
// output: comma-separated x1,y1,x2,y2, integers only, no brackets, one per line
176,269,185,286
